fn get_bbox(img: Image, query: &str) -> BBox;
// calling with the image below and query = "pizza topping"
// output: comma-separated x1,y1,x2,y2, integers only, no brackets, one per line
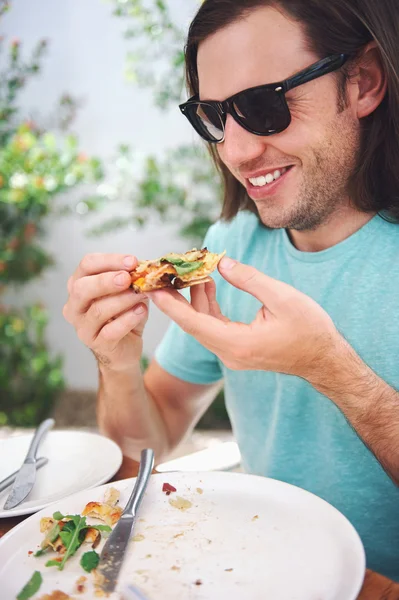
130,248,226,292
162,482,177,495
81,501,122,526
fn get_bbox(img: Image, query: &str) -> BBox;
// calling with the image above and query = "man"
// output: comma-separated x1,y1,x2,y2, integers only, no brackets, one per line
63,0,399,579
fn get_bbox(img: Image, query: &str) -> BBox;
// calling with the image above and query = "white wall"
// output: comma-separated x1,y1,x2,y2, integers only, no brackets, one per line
2,0,201,389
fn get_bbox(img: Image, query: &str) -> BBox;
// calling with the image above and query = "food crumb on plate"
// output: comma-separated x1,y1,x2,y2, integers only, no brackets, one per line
38,592,72,600
194,579,203,586
75,575,87,594
252,515,259,521
225,568,234,572
132,533,145,542
171,565,180,571
169,496,192,511
196,487,203,494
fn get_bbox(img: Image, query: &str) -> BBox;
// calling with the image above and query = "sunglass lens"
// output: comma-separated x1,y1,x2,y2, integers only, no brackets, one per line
233,88,290,135
185,102,224,142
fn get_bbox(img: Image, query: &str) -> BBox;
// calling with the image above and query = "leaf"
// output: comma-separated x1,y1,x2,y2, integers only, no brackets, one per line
52,511,64,520
174,261,203,276
46,515,87,571
80,550,100,573
45,559,63,568
40,522,60,549
90,524,112,537
17,571,42,600
160,256,204,276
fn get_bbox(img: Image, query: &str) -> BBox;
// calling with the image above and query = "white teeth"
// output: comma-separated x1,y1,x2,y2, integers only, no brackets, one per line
249,167,288,187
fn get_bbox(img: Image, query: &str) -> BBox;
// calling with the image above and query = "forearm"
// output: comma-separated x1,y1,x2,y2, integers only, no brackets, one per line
96,361,169,462
308,335,399,485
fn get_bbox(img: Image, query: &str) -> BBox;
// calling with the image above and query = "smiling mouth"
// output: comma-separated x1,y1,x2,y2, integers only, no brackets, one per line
247,166,293,188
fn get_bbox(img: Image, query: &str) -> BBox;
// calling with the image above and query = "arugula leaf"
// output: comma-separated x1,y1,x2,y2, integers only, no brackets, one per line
161,256,185,266
45,559,63,568
40,522,60,550
17,571,42,600
52,511,64,520
46,515,87,571
80,550,100,572
160,255,204,276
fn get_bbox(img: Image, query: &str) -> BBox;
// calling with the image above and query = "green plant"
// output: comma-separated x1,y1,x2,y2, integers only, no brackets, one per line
112,0,186,109
0,26,103,426
89,144,222,246
0,304,64,426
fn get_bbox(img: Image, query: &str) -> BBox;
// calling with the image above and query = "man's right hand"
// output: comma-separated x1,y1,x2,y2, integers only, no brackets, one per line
63,253,149,371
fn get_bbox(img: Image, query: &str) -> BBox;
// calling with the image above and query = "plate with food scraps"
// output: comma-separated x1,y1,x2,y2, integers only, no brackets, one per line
0,430,123,518
0,471,365,600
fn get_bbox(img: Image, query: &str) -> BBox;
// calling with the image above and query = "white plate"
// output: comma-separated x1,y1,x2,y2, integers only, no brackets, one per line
0,430,122,518
0,471,365,600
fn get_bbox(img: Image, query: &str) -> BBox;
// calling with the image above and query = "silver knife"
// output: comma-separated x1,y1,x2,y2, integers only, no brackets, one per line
0,456,48,494
97,448,154,594
3,418,55,510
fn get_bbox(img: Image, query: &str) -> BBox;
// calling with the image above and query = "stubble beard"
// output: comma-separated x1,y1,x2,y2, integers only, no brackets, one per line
255,113,361,231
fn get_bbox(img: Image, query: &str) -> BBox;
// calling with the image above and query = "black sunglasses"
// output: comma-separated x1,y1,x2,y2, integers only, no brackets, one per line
179,54,348,143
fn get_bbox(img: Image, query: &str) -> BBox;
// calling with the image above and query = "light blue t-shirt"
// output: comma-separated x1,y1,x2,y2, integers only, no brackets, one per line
155,210,399,579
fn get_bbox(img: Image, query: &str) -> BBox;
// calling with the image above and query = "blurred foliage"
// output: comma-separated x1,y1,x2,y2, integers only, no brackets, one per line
0,122,102,285
89,144,222,246
112,0,186,109
0,29,104,426
0,304,64,426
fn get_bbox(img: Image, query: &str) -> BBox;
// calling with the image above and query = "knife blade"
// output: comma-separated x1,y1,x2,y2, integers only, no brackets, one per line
0,456,48,495
3,418,55,510
97,448,154,594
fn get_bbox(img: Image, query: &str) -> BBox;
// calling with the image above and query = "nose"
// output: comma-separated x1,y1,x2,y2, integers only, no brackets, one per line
218,114,266,169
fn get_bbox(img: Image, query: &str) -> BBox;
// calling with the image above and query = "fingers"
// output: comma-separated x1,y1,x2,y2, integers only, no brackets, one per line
70,290,148,346
218,257,293,311
190,283,210,313
72,253,138,284
204,280,228,321
150,288,240,351
95,304,148,352
68,270,133,314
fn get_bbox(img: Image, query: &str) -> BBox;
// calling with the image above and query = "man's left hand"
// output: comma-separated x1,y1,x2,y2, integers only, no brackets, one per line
150,256,341,380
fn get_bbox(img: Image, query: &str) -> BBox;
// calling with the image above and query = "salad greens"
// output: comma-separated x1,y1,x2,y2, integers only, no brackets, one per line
80,550,100,572
161,256,204,276
17,571,42,600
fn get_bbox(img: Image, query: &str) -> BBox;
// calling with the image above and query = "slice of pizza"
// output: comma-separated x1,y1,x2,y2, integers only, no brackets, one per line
130,247,226,293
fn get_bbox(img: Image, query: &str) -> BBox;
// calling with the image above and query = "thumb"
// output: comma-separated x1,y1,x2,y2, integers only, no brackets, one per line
218,256,293,309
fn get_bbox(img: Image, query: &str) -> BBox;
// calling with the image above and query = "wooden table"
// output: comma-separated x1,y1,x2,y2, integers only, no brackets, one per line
1,456,398,599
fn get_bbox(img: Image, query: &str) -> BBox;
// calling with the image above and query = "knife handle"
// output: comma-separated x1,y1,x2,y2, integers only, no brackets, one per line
124,449,154,516
0,457,49,494
26,418,55,461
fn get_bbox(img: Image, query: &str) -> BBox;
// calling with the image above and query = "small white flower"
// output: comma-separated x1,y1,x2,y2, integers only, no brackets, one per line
43,176,57,191
9,172,28,189
64,173,77,186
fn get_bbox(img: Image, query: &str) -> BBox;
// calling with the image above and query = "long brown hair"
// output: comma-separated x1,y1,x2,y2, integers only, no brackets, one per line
184,0,399,222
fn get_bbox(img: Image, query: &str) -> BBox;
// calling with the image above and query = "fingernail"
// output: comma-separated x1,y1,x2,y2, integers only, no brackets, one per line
115,272,129,286
133,303,146,315
220,257,236,270
123,255,136,269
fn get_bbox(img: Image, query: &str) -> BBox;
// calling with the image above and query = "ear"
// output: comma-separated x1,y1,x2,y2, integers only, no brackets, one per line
355,42,387,119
